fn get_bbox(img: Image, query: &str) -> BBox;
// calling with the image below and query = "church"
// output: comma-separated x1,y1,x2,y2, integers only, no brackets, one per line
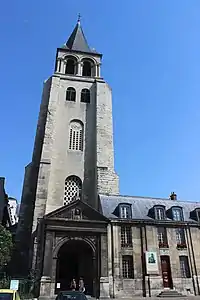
14,18,200,298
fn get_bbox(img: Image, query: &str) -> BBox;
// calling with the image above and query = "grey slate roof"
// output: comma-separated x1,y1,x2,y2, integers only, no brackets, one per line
62,21,99,54
99,194,200,223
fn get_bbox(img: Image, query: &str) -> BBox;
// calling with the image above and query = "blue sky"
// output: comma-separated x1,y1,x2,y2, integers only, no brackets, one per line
1,0,200,202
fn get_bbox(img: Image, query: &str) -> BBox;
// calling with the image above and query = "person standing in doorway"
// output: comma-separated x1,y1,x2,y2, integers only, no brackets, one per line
79,277,85,293
70,278,76,291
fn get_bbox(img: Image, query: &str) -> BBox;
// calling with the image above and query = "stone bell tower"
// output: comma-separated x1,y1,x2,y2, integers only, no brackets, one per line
31,17,119,227
13,17,119,275
14,17,119,276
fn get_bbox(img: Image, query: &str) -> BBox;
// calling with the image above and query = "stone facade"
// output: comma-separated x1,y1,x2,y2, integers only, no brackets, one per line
99,194,200,298
14,19,200,299
105,222,200,297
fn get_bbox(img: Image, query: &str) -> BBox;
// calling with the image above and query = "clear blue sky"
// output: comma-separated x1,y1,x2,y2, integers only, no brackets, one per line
1,0,200,202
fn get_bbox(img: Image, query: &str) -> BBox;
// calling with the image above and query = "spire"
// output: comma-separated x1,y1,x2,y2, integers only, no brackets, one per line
64,15,93,53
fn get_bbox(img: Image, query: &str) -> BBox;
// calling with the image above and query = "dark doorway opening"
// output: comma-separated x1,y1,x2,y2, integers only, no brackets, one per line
56,240,94,295
161,256,173,289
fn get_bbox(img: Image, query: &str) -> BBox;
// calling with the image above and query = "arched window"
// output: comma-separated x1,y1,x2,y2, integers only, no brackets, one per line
64,175,82,205
69,120,83,151
66,87,76,102
81,89,90,103
65,57,77,75
82,60,93,77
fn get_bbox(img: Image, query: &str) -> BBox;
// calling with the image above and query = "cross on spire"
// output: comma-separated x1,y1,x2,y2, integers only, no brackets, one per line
77,13,81,24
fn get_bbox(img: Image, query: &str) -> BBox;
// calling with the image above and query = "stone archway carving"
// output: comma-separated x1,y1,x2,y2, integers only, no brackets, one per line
53,236,96,259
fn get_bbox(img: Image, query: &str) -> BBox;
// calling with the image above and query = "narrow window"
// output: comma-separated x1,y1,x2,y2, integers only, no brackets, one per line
121,226,132,248
179,256,191,278
176,228,186,248
64,176,82,205
155,207,165,220
120,205,132,219
157,227,168,248
122,256,134,278
66,58,76,75
81,89,90,103
69,121,83,151
82,61,92,77
66,87,76,102
172,208,183,221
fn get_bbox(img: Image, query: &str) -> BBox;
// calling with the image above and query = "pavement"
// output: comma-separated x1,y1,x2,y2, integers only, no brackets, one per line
38,297,200,300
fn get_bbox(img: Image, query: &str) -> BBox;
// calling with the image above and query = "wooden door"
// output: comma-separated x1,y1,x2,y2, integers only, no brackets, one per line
160,256,173,288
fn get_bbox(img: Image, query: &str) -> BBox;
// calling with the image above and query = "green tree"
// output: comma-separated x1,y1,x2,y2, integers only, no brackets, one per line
0,224,13,269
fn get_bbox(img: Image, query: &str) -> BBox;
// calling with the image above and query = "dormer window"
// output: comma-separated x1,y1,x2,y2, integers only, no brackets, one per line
172,207,183,221
155,206,165,220
120,204,132,219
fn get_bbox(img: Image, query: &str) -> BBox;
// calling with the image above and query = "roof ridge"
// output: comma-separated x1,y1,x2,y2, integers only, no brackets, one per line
99,193,200,205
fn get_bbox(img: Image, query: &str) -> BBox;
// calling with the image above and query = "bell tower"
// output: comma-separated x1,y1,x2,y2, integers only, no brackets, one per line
14,19,119,276
30,17,119,229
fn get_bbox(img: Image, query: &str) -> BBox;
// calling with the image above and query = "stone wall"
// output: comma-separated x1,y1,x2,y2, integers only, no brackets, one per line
108,223,200,298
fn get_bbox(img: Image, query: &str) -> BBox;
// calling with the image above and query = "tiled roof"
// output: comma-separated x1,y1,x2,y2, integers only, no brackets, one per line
99,194,200,223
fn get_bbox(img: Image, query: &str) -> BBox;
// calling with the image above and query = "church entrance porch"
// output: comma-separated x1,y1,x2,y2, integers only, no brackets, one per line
56,239,94,295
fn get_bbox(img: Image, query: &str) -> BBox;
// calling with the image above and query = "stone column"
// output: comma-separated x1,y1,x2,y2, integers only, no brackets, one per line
113,225,120,276
79,62,83,76
98,64,101,78
56,59,61,73
60,60,65,74
100,233,109,298
51,257,57,296
40,232,53,297
113,224,121,294
108,224,113,297
77,61,81,76
94,64,98,77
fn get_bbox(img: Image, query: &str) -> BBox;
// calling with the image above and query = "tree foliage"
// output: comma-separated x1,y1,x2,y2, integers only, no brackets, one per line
0,224,13,269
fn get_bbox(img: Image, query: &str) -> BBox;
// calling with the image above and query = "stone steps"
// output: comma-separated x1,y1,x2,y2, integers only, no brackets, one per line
157,290,186,297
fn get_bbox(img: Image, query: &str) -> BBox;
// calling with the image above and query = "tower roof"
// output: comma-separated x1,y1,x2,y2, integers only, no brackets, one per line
60,17,101,56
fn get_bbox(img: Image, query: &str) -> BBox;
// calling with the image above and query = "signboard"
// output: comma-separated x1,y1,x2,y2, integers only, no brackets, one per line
56,283,61,289
145,251,159,274
10,279,19,291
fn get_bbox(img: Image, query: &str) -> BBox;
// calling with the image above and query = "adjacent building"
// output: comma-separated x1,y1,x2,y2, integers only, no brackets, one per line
0,177,12,228
14,19,200,298
8,197,19,226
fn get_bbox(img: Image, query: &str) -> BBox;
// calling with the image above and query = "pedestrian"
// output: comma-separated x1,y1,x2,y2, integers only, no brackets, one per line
70,278,76,291
78,277,85,293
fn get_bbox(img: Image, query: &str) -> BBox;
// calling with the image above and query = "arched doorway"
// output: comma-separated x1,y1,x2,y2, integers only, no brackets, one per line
56,239,95,295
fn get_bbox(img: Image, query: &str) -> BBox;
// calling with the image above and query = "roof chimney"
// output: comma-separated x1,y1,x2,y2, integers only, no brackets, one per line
170,192,177,201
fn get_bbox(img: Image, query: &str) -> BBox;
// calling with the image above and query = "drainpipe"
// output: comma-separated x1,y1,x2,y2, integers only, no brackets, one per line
144,225,151,297
111,223,115,298
185,227,196,295
188,226,200,295
140,226,146,297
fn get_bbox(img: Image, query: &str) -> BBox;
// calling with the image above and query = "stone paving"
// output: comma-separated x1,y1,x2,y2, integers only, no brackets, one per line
39,296,200,300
